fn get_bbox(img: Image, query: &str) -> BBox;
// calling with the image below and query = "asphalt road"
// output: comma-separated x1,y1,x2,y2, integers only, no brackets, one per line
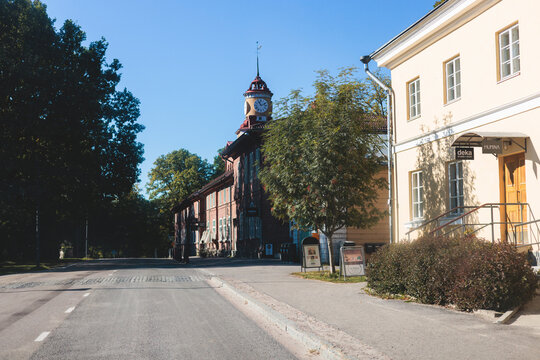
0,259,297,360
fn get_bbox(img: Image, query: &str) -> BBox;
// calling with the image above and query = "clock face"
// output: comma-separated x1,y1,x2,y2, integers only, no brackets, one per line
253,98,268,113
244,101,250,115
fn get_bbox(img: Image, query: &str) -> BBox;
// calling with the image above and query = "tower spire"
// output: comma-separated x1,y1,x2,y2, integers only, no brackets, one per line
256,41,261,77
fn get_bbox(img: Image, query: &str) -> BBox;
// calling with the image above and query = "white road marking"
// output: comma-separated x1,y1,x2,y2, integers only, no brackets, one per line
65,306,75,313
108,273,113,276
35,331,50,342
83,293,90,297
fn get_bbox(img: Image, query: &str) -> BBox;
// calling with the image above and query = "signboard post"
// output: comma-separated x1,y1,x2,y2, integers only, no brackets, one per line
340,246,366,279
301,237,322,272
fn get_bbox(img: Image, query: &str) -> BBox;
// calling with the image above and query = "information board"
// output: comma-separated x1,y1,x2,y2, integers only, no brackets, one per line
303,244,321,268
340,246,365,278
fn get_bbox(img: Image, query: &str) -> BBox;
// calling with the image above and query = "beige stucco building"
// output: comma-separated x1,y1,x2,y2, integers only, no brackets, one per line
369,0,539,258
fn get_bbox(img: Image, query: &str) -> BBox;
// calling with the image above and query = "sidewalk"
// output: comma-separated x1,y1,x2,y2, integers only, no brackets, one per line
190,257,540,360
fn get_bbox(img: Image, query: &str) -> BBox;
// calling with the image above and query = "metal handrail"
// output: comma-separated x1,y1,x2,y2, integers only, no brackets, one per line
429,204,490,235
431,203,528,230
514,218,540,245
405,202,538,245
404,202,534,244
405,205,479,241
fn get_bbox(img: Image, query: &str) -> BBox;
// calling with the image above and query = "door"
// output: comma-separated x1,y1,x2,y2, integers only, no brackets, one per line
502,153,527,243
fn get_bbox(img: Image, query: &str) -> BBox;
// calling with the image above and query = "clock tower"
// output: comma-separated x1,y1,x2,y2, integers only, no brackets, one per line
238,70,273,134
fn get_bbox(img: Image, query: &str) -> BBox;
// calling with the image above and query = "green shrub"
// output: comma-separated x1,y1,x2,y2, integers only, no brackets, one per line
366,242,409,295
366,235,538,311
403,236,459,304
451,241,538,311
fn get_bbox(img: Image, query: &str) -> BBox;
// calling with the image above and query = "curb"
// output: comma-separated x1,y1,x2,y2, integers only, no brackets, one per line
494,306,521,324
200,269,349,360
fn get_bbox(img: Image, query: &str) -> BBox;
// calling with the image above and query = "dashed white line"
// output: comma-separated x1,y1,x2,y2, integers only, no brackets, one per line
65,306,75,313
35,331,50,342
83,293,90,297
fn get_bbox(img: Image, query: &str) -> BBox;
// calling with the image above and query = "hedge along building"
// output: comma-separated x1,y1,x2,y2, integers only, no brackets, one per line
365,0,540,257
173,71,289,258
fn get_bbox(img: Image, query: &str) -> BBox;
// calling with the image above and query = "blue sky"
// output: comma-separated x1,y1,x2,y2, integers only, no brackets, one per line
43,0,437,195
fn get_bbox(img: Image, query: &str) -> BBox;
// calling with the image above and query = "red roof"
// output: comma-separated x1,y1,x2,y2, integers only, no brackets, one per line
244,75,272,96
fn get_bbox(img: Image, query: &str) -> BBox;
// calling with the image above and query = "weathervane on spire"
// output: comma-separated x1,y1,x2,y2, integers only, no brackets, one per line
256,41,261,77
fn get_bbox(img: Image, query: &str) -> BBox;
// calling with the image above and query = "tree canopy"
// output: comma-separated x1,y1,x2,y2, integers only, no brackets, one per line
259,67,388,272
0,0,145,260
146,149,213,213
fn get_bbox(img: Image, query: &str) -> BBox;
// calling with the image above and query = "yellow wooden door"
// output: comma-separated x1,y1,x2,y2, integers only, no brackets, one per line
503,153,527,243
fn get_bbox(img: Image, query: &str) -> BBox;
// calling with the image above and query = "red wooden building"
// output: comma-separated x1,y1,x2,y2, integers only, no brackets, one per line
173,72,289,258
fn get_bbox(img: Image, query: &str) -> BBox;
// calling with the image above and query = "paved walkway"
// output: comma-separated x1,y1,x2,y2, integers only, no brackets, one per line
189,257,540,360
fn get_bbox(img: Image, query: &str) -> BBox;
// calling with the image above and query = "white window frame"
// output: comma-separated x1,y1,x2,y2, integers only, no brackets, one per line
498,24,520,80
448,161,464,214
445,56,461,103
408,78,421,119
411,170,424,220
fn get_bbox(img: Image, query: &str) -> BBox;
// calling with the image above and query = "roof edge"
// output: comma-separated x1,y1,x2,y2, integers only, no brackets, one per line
370,0,450,61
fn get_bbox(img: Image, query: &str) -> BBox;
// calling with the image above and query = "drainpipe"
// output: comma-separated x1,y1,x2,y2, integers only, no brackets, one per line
360,55,395,244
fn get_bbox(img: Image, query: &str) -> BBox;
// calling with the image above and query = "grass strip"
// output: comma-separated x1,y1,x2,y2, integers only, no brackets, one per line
0,258,86,276
292,270,366,283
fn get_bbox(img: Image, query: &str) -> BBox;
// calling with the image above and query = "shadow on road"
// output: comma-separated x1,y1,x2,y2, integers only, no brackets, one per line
49,257,297,273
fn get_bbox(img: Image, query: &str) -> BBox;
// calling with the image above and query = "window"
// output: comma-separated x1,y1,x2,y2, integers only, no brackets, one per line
244,154,249,184
408,78,421,119
212,219,216,236
498,24,520,80
445,56,461,103
449,161,464,214
219,218,223,239
411,170,424,219
250,152,255,182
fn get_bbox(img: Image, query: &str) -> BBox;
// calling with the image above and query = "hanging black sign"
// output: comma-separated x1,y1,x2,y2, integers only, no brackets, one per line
455,147,474,160
246,207,258,217
482,139,502,154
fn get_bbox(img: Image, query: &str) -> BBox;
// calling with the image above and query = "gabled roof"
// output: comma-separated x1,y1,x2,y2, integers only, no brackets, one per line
221,130,262,159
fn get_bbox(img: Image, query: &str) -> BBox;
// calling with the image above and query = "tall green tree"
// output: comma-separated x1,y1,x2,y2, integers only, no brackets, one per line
0,0,144,260
259,68,387,273
211,147,226,179
147,149,212,213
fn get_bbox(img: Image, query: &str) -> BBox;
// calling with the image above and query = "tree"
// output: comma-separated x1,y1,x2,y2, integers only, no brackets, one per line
211,147,226,179
146,149,212,213
0,0,145,260
259,67,387,273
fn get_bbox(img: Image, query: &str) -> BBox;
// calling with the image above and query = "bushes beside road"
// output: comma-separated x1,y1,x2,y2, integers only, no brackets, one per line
366,236,538,312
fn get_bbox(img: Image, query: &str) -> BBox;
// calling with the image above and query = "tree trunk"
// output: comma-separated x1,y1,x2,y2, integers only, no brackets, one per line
325,231,335,274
